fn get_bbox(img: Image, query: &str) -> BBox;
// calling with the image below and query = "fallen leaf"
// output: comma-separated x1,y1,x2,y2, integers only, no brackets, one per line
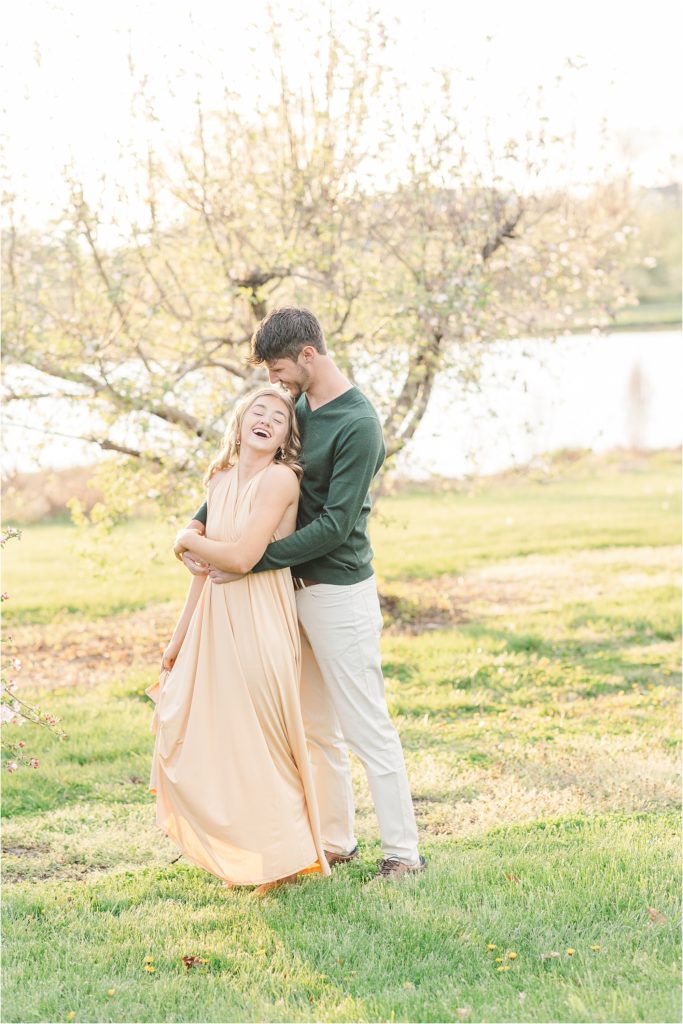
182,955,205,970
456,1009,471,1021
540,951,561,961
402,980,415,990
647,907,666,925
504,872,521,883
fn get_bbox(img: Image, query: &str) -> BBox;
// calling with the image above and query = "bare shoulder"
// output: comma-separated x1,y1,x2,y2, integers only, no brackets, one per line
263,462,300,499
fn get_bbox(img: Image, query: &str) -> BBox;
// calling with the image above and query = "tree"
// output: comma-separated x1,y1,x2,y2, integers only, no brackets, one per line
2,12,634,523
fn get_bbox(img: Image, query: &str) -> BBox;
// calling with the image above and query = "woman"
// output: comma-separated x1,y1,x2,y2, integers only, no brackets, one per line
147,386,330,894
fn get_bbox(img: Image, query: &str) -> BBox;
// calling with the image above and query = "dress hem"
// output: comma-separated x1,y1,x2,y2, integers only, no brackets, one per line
152,799,329,886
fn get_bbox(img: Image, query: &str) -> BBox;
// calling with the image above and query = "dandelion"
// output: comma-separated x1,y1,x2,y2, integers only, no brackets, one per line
497,964,511,972
487,943,497,950
590,945,601,952
66,1014,76,1021
107,989,116,996
566,948,575,956
144,955,155,963
495,957,503,963
143,964,156,973
507,951,517,960
6,761,17,773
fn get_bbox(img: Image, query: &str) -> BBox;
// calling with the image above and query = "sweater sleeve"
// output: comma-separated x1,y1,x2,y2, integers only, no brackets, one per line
251,416,383,573
192,502,208,526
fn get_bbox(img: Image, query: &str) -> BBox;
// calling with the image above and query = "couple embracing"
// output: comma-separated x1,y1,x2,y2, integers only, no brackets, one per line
147,306,424,894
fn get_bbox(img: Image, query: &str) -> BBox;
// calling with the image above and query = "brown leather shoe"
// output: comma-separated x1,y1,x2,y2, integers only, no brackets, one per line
372,856,427,881
324,845,359,867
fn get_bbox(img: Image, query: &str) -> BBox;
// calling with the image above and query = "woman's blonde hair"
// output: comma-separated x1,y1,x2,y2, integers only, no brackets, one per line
203,386,303,487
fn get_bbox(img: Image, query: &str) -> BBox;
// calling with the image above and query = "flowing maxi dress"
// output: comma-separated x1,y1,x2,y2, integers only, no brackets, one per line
147,465,330,886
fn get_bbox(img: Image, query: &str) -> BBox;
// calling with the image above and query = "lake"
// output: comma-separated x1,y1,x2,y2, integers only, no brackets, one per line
395,329,682,478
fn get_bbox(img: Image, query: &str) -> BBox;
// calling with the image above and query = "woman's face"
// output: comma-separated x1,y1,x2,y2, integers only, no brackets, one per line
240,395,290,457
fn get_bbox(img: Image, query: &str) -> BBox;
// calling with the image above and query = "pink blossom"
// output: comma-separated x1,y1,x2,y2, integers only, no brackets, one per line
29,758,39,769
1,593,10,602
18,740,26,748
6,761,17,773
11,658,21,671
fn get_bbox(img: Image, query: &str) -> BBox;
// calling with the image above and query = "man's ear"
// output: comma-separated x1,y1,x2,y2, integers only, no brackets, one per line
299,345,317,364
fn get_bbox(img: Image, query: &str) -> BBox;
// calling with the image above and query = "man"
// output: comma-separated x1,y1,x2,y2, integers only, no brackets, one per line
183,306,424,880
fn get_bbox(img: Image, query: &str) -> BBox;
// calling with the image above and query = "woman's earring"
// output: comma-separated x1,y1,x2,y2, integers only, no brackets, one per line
236,438,241,449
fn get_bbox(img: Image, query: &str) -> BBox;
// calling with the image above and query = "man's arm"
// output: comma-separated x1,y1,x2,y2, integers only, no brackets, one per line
191,503,207,529
251,416,383,573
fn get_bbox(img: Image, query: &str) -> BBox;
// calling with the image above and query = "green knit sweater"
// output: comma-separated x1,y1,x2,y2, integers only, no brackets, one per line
192,386,385,584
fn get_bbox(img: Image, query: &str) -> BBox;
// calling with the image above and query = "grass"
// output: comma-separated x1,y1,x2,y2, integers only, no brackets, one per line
613,298,682,330
1,449,681,1022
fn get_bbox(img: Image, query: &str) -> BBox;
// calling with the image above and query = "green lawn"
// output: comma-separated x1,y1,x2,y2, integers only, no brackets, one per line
1,450,681,1023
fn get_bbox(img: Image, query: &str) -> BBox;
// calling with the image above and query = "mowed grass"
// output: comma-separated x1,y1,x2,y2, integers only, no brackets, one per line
1,450,681,1023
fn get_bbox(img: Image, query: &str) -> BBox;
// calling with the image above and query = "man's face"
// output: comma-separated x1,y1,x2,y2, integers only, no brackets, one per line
266,354,311,399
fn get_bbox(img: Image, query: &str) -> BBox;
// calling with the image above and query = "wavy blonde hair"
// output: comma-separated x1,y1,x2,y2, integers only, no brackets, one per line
203,386,303,487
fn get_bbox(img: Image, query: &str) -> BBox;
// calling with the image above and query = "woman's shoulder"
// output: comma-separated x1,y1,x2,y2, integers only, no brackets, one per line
207,466,234,490
263,461,300,494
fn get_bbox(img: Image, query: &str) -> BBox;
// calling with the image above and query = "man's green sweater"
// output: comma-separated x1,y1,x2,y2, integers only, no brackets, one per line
192,386,385,585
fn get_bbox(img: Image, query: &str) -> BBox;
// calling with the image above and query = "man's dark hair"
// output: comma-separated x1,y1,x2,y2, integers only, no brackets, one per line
250,306,327,364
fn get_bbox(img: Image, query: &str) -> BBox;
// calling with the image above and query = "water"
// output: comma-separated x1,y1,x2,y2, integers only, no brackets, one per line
395,330,682,479
2,330,681,478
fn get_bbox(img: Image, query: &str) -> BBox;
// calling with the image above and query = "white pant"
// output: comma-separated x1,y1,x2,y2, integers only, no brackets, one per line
296,575,420,864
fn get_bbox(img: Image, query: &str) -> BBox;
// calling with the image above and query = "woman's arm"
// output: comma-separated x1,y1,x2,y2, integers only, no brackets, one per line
175,465,299,575
161,572,206,670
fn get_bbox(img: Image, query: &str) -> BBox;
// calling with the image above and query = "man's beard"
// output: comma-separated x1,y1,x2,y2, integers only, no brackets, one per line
282,368,310,399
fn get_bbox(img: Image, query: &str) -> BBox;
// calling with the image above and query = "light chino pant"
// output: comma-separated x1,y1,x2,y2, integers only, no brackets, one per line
295,575,420,864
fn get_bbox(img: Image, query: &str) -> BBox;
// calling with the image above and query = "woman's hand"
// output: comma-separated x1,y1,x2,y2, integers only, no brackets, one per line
161,638,182,672
173,528,198,560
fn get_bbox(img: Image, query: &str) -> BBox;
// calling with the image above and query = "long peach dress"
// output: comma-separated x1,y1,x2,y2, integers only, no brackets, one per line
147,466,330,886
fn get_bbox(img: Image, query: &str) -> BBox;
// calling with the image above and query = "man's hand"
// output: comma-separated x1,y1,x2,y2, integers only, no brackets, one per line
181,551,211,576
208,567,245,585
